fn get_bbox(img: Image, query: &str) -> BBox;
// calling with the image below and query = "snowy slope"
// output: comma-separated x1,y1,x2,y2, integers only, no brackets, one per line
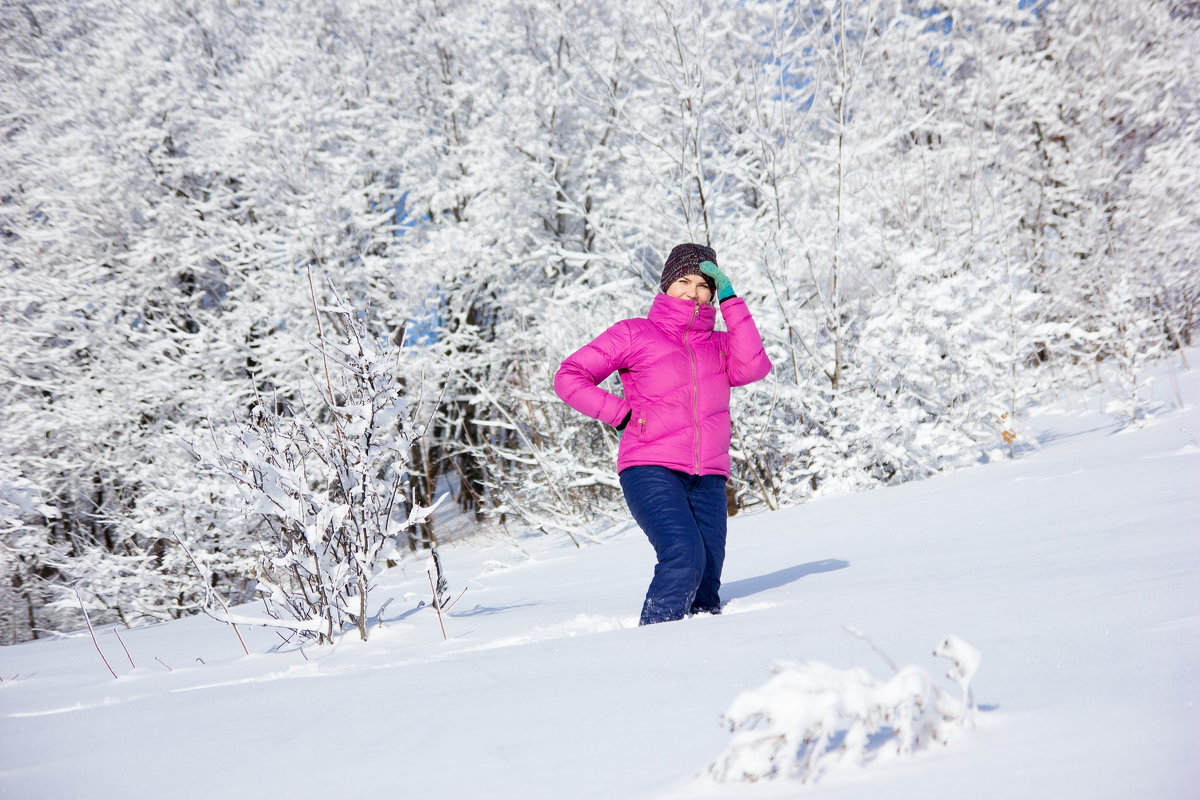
2,355,1199,800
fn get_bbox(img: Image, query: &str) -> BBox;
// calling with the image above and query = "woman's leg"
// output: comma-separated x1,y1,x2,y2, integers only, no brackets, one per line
687,475,729,615
619,466,705,625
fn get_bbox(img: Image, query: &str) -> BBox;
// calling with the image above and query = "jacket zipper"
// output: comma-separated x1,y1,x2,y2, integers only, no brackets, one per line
684,302,701,474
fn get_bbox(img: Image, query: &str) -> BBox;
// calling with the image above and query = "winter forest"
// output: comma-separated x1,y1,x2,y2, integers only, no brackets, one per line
1,0,1197,645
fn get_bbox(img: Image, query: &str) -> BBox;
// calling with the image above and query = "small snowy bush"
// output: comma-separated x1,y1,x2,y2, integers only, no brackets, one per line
196,297,440,644
710,634,981,784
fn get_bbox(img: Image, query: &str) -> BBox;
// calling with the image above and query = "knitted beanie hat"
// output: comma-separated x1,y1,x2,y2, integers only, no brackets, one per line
660,242,718,294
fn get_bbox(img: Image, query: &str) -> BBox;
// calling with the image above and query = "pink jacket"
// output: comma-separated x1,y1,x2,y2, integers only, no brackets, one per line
554,293,771,477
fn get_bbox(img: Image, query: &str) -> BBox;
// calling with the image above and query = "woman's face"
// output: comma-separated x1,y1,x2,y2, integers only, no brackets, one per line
666,273,713,305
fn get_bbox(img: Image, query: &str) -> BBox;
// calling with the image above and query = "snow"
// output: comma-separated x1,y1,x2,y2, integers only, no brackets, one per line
2,355,1199,799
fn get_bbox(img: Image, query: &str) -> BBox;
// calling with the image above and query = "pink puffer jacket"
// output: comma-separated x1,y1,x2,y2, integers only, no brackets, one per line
554,293,771,477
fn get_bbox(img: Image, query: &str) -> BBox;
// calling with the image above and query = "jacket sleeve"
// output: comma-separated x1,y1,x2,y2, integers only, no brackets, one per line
554,322,633,428
719,297,772,387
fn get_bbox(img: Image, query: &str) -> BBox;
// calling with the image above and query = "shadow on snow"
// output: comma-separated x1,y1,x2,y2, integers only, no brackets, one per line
722,558,850,601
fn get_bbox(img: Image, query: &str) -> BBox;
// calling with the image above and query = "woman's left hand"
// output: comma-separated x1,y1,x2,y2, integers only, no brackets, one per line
700,261,736,302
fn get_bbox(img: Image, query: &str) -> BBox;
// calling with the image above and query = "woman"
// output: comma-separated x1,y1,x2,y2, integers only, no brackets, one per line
554,243,772,624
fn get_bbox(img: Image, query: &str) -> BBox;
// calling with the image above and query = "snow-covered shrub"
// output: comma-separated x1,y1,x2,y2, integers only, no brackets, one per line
196,297,439,644
710,634,981,784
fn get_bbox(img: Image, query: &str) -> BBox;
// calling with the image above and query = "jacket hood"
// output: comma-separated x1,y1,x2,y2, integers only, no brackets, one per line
648,293,717,339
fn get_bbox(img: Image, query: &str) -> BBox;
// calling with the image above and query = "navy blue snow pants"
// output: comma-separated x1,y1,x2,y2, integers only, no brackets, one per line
619,466,728,625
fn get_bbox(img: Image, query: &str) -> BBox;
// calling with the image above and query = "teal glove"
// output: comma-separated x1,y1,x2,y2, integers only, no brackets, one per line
699,261,735,302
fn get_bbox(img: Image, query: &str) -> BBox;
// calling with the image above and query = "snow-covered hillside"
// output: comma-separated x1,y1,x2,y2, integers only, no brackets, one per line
2,354,1198,799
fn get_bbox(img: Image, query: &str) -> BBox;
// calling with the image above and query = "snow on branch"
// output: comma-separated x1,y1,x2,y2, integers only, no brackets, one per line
709,633,981,784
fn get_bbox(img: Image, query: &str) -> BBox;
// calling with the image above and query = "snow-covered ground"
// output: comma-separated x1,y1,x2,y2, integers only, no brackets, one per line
3,354,1198,800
